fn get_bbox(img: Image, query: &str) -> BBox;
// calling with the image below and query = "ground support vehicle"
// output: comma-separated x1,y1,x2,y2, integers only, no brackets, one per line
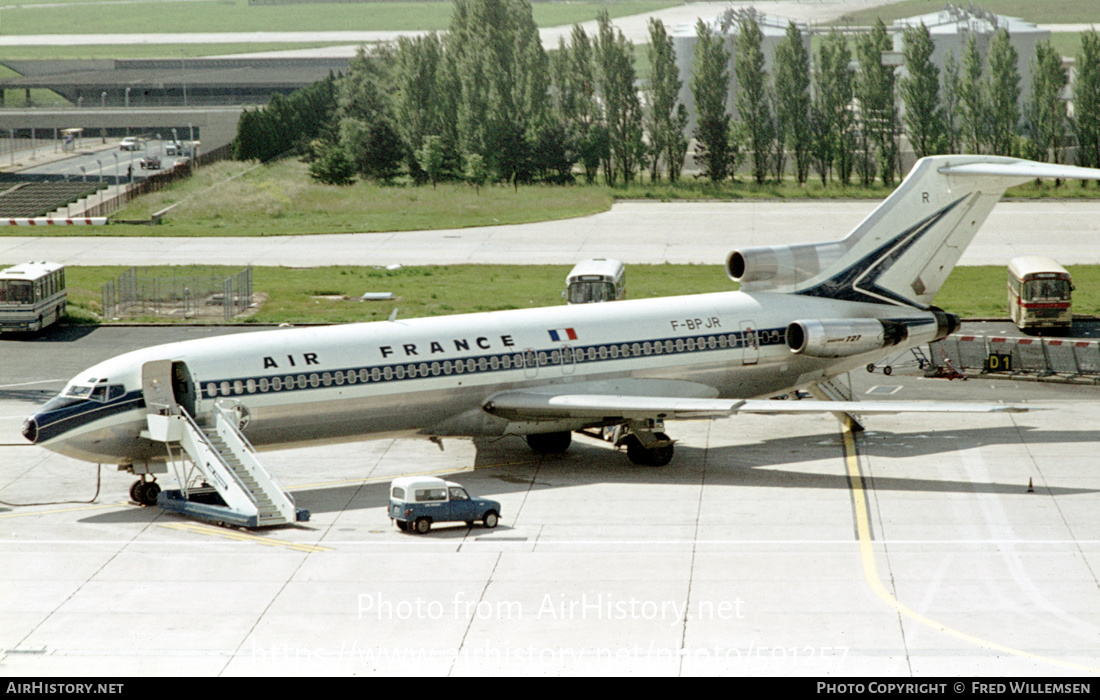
389,476,501,534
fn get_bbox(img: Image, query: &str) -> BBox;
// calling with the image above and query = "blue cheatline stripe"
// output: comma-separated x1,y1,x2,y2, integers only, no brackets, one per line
199,327,789,401
34,392,146,443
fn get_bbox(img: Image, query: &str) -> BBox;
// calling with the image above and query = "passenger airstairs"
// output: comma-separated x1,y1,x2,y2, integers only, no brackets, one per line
144,402,309,528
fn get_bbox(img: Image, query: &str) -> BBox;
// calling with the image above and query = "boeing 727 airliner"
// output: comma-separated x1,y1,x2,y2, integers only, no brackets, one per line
20,156,1100,516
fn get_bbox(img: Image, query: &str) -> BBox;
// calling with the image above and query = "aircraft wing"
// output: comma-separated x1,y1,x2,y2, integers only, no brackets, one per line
483,391,1031,423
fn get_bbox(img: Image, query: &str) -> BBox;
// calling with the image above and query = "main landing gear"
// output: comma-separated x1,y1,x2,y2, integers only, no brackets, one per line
621,431,675,467
525,423,676,467
525,430,572,454
129,477,161,507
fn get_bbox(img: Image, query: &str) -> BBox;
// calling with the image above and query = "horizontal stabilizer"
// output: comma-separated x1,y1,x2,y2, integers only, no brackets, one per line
483,391,1032,423
938,160,1100,180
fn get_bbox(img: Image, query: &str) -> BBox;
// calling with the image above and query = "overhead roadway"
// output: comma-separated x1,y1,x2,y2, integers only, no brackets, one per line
0,106,244,153
0,57,349,109
0,56,350,152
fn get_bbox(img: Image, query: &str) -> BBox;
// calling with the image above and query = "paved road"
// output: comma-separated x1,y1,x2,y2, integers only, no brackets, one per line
2,199,1099,266
14,138,180,184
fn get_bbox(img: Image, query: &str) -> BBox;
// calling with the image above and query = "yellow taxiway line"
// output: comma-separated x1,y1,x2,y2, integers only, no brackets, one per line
159,522,331,553
842,420,1099,675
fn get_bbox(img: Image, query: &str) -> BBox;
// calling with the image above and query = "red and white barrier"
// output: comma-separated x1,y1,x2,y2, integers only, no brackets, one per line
0,217,107,226
936,334,1100,377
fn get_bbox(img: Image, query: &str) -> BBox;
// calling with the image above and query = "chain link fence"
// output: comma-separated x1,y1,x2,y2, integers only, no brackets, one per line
929,334,1100,383
102,266,253,322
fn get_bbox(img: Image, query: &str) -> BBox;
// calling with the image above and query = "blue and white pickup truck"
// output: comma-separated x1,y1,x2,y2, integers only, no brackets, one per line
389,476,501,534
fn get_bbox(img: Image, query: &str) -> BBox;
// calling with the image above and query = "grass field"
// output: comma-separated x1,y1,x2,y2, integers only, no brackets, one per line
0,42,356,62
39,263,1100,326
0,0,675,36
103,160,614,236
834,0,1100,26
77,158,1097,238
63,263,734,324
59,156,1090,237
0,152,1090,240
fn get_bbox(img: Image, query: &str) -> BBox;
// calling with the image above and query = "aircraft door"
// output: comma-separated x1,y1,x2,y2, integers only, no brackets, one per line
141,359,198,417
740,321,759,365
171,361,198,417
142,360,176,415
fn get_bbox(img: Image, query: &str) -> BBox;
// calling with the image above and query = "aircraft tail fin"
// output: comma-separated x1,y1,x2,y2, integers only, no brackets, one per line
728,156,1100,308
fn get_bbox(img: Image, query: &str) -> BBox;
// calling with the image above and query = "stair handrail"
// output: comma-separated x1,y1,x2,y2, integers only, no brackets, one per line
177,406,259,509
213,401,297,509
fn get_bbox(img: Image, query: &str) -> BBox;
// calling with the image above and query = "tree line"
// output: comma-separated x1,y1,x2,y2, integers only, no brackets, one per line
232,0,1100,187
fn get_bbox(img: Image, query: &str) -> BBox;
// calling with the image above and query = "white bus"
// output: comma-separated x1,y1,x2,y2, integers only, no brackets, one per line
1007,256,1072,333
565,258,625,304
0,262,67,333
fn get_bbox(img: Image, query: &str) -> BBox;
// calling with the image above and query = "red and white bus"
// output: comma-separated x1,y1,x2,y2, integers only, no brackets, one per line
1007,256,1072,333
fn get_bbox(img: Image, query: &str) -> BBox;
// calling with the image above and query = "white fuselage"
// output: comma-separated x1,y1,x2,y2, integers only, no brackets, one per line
27,290,939,465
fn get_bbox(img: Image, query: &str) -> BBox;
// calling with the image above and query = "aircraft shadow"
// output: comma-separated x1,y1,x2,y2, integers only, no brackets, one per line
76,423,1098,525
287,425,1100,516
0,324,99,344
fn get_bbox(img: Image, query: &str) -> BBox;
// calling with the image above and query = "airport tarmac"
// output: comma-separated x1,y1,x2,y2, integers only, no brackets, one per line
1,326,1098,675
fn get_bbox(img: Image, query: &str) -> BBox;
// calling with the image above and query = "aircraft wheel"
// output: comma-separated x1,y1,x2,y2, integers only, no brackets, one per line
526,430,571,454
866,363,876,373
413,518,431,535
625,435,645,464
883,366,893,376
625,434,674,467
129,480,144,503
484,511,499,529
139,481,160,507
648,434,675,467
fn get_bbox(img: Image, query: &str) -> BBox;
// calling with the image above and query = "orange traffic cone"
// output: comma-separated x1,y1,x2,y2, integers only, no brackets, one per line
1027,478,1034,493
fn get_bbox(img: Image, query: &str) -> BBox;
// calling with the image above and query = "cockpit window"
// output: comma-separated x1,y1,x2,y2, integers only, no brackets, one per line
62,383,124,403
64,385,93,399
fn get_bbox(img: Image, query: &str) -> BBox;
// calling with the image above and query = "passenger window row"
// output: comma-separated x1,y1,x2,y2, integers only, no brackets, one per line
200,329,782,399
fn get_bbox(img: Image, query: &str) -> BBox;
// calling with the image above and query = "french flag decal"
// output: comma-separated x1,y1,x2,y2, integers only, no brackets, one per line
547,328,578,342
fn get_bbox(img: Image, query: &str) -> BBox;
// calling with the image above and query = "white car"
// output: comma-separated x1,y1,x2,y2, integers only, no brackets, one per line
119,137,141,151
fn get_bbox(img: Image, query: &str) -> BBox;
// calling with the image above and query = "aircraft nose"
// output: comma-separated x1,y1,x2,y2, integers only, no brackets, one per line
21,416,38,444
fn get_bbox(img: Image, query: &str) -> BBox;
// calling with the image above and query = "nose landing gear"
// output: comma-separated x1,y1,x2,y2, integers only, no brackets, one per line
129,478,160,507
